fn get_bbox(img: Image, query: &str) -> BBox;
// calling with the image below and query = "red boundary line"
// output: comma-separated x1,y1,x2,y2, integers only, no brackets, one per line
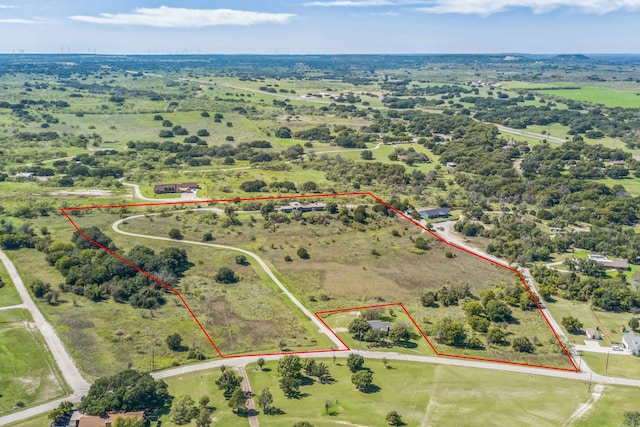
60,191,578,372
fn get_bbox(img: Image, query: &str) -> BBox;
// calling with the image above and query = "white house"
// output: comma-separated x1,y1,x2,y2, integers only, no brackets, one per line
622,331,640,355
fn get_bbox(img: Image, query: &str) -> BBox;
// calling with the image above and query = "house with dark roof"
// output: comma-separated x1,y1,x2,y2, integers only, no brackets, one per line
153,182,200,194
278,201,326,213
367,320,392,332
419,207,450,219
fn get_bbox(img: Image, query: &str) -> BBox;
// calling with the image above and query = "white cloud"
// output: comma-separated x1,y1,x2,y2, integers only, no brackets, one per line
303,0,394,5
0,18,38,24
0,5,16,8
70,6,295,28
415,0,640,15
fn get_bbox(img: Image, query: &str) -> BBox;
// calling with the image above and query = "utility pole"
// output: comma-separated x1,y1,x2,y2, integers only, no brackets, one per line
606,351,610,374
588,372,593,392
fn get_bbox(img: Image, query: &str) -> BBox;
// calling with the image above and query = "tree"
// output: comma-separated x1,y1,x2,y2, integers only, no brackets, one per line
464,301,486,318
414,237,430,250
228,388,248,414
215,267,238,284
257,357,265,371
301,181,317,192
215,370,241,399
485,299,512,322
279,375,301,398
257,387,274,413
166,333,183,351
277,355,302,379
351,370,373,391
353,205,367,224
275,126,292,138
361,150,373,160
386,410,403,426
297,247,310,259
235,255,248,265
348,317,372,341
194,409,212,427
347,353,365,372
512,336,534,353
172,395,198,425
388,323,411,344
486,327,507,345
79,370,169,415
31,280,51,298
113,417,145,427
293,423,314,427
623,411,640,427
48,401,73,423
315,362,332,384
561,316,584,333
168,228,183,240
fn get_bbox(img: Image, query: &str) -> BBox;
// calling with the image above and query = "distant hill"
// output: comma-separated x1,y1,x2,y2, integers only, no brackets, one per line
553,54,592,61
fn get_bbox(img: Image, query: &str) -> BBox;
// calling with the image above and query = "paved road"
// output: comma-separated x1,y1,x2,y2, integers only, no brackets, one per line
0,303,26,311
235,367,259,427
496,124,567,144
121,182,208,203
112,213,347,351
0,250,90,426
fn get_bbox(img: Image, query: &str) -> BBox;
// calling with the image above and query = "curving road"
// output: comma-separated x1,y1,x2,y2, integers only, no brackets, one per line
0,250,90,426
112,212,348,351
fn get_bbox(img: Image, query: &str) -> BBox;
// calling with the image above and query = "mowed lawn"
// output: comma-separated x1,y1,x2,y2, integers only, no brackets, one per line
573,385,640,427
0,309,68,414
581,352,640,379
537,86,640,109
245,358,590,427
0,260,22,307
158,368,249,427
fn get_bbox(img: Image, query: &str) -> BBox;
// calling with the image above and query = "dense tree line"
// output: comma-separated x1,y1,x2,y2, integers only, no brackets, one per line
41,227,191,308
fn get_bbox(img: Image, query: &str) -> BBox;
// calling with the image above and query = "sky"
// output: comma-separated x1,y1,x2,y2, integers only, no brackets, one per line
0,0,639,54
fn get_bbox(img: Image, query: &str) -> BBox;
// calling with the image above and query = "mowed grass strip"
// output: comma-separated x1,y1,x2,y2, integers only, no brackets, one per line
0,309,67,414
0,260,22,307
245,358,589,427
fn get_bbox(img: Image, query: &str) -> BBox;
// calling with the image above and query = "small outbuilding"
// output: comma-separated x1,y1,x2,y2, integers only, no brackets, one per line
585,328,601,340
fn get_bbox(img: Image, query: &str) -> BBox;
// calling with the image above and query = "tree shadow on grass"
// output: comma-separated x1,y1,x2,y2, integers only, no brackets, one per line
265,407,286,415
394,340,418,349
362,384,381,394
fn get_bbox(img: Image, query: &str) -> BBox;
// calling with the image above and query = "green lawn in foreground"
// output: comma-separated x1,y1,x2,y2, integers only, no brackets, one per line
245,358,589,427
158,368,244,427
0,260,22,307
573,385,640,427
581,352,640,379
0,309,68,414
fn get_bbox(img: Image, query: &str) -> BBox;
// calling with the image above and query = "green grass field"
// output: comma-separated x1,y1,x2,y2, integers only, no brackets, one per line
0,261,22,307
537,86,640,109
245,358,589,426
0,309,68,414
581,352,640,379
